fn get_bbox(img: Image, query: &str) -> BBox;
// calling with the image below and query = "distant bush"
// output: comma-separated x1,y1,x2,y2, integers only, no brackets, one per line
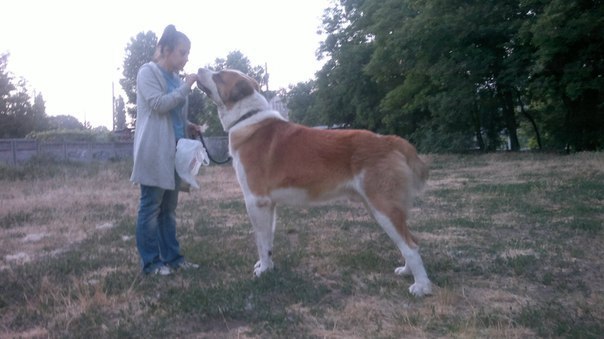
26,128,114,142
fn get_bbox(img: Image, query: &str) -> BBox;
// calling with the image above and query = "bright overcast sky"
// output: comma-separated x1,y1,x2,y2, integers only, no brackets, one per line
1,0,331,129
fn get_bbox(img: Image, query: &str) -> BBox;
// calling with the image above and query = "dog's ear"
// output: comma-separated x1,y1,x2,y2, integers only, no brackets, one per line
239,72,261,92
249,77,261,92
230,79,255,102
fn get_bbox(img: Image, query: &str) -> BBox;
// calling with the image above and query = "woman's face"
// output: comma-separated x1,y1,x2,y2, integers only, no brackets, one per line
165,40,190,72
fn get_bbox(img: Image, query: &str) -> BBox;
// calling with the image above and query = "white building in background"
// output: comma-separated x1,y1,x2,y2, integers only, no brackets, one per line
269,96,288,120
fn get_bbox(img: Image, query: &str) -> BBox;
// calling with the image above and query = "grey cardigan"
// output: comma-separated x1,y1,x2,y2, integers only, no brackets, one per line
130,62,192,190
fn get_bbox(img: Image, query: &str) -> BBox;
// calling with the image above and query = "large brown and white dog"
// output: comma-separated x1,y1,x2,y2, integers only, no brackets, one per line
196,68,432,297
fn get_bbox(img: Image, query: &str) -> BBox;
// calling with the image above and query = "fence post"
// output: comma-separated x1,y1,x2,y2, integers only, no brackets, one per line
11,139,17,166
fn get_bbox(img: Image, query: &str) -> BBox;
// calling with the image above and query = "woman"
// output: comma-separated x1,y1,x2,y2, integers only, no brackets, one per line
130,25,201,275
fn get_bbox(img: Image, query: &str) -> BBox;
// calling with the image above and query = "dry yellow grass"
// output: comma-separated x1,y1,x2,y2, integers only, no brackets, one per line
1,153,603,338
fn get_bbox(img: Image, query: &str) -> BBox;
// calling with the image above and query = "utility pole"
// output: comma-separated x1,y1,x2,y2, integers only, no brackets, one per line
263,62,270,92
112,81,116,132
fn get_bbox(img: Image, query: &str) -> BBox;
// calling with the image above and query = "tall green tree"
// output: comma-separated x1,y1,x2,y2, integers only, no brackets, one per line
362,0,527,151
315,0,386,130
0,54,15,115
0,53,48,138
287,80,322,126
31,93,49,132
47,115,85,130
309,0,602,152
527,0,604,151
120,31,157,120
113,96,126,131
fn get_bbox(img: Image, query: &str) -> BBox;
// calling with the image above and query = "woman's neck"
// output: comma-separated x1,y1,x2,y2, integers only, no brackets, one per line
156,59,174,73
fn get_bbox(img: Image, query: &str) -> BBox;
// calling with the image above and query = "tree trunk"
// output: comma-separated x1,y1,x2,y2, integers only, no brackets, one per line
473,99,486,151
515,91,542,150
500,89,520,151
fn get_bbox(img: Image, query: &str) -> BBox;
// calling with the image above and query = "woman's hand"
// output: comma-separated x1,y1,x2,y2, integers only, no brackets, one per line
187,123,202,138
184,74,199,88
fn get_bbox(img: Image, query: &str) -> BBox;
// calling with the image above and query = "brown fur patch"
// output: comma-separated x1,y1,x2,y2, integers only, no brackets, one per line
230,118,426,245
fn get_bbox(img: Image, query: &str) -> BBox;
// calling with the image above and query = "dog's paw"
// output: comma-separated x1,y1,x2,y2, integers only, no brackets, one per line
394,265,412,276
253,260,274,277
408,281,433,297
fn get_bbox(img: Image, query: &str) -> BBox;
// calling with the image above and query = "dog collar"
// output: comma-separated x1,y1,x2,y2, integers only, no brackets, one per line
228,109,261,130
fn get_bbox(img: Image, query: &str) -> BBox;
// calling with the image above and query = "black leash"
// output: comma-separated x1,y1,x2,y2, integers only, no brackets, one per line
196,132,232,165
193,109,261,165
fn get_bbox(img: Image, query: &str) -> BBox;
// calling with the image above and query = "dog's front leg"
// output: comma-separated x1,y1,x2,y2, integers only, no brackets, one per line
245,196,276,277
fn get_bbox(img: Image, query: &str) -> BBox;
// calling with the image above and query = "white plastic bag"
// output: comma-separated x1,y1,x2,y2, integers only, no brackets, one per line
175,139,210,189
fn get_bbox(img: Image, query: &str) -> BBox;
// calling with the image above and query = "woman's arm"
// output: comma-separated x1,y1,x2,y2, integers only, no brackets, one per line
137,64,190,115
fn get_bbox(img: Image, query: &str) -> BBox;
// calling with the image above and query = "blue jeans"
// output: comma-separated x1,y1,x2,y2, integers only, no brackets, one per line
135,178,184,273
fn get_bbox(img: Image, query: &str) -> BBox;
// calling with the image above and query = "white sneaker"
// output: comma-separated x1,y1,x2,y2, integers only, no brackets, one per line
148,265,173,276
177,261,200,270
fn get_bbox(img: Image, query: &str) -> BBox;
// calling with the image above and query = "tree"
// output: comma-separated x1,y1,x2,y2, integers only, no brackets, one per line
315,1,387,131
31,93,49,132
47,115,85,130
310,0,602,152
0,53,15,115
113,96,126,131
0,53,48,138
120,31,157,120
186,87,218,134
0,53,16,138
359,0,527,151
527,0,604,151
287,80,322,126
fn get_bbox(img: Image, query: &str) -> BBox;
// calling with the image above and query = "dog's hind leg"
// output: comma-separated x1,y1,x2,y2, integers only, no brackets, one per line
245,195,276,277
361,153,432,297
369,202,432,297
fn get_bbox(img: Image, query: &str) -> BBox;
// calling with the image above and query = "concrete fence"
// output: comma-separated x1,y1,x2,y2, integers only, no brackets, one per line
0,137,230,166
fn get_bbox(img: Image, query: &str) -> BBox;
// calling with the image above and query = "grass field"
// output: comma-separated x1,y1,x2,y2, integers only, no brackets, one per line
1,153,603,338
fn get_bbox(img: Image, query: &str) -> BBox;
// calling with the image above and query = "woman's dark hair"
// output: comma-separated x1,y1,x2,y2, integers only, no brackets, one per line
154,25,190,61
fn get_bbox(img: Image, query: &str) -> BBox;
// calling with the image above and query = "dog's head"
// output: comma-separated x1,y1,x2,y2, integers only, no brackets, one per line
197,68,265,131
197,68,260,108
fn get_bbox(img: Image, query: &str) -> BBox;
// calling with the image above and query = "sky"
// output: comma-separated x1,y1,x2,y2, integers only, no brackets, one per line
1,0,331,129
